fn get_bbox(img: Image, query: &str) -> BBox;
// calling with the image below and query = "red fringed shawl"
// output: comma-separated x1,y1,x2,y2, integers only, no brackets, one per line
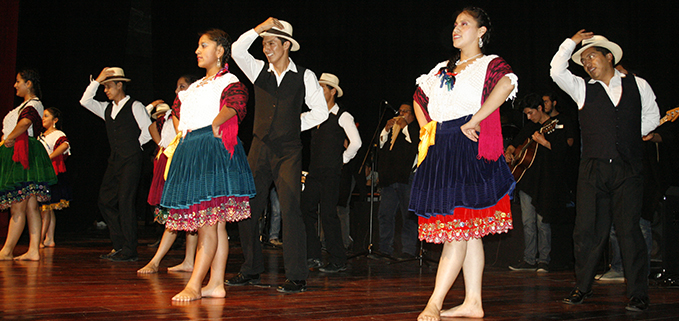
171,69,249,158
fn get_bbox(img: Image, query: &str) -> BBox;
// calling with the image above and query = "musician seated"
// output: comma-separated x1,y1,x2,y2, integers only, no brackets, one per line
505,93,569,273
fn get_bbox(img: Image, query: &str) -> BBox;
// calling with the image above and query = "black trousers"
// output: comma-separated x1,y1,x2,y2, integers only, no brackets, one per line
98,150,142,256
238,139,308,281
301,169,346,265
574,158,648,301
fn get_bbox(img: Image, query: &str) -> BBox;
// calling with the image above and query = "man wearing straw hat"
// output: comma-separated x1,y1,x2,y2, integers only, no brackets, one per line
229,17,328,293
80,67,152,262
550,30,659,311
302,73,361,274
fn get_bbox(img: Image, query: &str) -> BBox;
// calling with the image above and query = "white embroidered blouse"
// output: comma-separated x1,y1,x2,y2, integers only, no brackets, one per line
416,55,518,122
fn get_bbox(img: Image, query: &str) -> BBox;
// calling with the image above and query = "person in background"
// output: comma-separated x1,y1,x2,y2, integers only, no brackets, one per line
302,72,361,273
79,67,153,262
505,94,568,273
138,75,199,274
38,107,71,248
371,103,419,261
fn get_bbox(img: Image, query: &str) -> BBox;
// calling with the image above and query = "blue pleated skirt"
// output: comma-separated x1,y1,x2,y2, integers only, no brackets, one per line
409,115,515,218
160,126,256,231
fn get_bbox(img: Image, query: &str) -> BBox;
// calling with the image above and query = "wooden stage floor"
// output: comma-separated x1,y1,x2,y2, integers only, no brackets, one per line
2,233,679,320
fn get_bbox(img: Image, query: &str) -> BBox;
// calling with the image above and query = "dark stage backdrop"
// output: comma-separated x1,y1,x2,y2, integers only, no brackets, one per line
7,0,678,231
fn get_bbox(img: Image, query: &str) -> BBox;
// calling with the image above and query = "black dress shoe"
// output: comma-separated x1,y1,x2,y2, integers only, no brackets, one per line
563,288,592,304
99,249,120,259
277,279,307,293
395,252,416,261
147,239,161,248
367,251,393,262
319,262,348,273
108,252,138,262
625,296,649,312
226,273,260,286
307,258,323,269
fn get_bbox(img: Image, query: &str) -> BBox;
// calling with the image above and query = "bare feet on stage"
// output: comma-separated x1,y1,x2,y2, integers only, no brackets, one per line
201,284,226,299
172,287,202,302
418,303,442,321
137,261,160,274
168,261,194,273
40,241,55,248
14,251,40,261
418,301,484,321
440,302,484,319
0,251,13,261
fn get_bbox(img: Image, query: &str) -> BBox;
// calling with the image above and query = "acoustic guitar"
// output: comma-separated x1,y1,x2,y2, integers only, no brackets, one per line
508,118,559,183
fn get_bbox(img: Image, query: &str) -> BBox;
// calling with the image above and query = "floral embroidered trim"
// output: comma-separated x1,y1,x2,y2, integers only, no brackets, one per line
0,183,51,211
154,207,170,225
418,210,512,243
40,199,70,211
165,196,251,232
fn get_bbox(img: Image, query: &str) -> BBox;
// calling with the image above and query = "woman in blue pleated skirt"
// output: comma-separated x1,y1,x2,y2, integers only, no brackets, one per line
160,29,255,301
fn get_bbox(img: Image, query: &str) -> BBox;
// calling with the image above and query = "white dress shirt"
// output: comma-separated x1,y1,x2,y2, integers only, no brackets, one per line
550,38,660,136
380,124,413,147
232,28,328,131
80,80,152,147
328,104,362,163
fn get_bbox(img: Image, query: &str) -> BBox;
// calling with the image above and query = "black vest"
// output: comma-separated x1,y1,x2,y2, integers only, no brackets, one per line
579,75,642,162
253,64,306,145
309,107,347,172
378,122,420,187
105,99,142,158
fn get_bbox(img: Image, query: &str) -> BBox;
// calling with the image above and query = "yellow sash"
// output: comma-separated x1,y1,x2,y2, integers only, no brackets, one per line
163,132,182,180
417,121,437,166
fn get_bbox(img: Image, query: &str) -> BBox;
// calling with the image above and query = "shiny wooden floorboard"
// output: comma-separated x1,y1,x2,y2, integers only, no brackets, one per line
1,235,679,320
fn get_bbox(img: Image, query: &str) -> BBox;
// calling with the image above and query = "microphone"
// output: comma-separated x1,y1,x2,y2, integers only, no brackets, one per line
383,100,399,115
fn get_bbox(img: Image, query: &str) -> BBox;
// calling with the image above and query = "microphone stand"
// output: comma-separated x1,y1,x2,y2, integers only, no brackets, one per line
350,101,393,260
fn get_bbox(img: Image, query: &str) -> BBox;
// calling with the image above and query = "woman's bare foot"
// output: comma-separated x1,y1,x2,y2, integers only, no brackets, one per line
440,302,484,319
14,251,40,261
137,261,160,274
43,240,55,248
0,251,13,261
168,261,194,273
418,303,441,321
201,284,226,299
172,287,201,301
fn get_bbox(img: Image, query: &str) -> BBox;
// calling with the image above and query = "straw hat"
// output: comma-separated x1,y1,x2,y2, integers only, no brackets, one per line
152,103,170,119
572,35,623,66
318,73,343,98
260,20,300,52
100,67,131,84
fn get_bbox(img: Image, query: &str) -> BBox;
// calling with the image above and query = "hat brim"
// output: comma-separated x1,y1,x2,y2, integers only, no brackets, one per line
319,80,343,97
152,110,169,119
100,77,131,84
572,41,623,66
260,31,300,51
